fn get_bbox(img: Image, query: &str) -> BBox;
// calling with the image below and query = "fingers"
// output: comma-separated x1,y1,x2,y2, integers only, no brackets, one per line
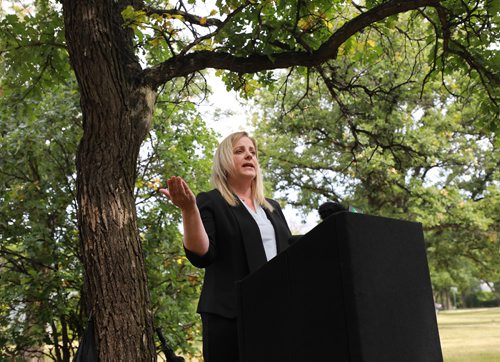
160,176,195,210
180,178,194,197
158,176,181,201
167,176,183,198
158,188,171,199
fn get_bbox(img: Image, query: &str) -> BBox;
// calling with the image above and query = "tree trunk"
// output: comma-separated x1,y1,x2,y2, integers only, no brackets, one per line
76,105,155,360
61,315,71,362
63,1,157,360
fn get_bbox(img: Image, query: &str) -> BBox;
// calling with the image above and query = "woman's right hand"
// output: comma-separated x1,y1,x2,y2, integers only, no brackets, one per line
159,176,196,211
160,176,209,256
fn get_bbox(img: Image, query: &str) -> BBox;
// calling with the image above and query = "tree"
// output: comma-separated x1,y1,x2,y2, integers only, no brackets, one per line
2,0,497,359
248,15,498,309
0,80,82,360
0,7,83,356
0,74,216,359
0,7,216,358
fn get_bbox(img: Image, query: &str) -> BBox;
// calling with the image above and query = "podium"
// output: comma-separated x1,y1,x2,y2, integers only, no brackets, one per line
236,212,442,362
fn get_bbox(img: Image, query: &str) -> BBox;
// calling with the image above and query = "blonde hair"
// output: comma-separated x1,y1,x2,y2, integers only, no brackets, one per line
211,131,274,211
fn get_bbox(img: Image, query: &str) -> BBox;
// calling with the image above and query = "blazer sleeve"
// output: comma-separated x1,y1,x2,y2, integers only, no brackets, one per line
184,191,217,268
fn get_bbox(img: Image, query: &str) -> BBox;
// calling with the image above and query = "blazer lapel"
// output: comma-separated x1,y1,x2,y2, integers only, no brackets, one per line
230,202,268,273
264,208,289,253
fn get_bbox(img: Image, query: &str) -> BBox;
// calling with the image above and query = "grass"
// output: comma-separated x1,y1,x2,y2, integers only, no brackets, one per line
437,307,500,362
179,307,500,362
31,307,496,361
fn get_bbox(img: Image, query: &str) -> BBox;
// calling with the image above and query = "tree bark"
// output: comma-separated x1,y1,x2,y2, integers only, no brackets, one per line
63,1,157,360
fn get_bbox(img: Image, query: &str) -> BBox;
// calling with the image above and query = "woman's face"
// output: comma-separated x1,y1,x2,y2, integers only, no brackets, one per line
230,136,258,182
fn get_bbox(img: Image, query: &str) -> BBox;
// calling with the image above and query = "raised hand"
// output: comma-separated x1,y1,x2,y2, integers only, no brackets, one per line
159,176,209,256
159,176,196,211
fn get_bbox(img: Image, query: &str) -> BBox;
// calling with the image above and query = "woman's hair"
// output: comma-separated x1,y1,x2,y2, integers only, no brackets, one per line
211,131,274,211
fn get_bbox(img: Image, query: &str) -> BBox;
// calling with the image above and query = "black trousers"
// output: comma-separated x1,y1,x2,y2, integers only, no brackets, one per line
201,313,239,362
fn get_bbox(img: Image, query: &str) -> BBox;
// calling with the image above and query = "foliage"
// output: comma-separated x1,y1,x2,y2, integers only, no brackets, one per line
251,13,498,308
1,7,82,359
0,79,82,359
119,0,498,118
0,89,217,360
0,5,218,360
0,90,217,360
136,92,218,354
0,1,68,101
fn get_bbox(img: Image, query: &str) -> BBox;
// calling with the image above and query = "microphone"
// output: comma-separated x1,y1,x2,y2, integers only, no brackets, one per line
289,201,361,246
318,202,347,220
318,201,362,221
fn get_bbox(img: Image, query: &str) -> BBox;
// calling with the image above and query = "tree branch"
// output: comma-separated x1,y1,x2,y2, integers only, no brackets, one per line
143,0,441,88
144,7,222,27
434,4,499,96
177,3,250,56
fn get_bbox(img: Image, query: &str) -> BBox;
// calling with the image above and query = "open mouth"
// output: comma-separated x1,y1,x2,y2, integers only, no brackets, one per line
242,163,254,169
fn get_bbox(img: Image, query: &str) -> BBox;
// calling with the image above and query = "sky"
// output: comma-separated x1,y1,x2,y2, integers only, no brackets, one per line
198,72,254,137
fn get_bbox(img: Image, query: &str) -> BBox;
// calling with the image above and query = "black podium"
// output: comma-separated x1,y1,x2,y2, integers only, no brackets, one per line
236,212,442,362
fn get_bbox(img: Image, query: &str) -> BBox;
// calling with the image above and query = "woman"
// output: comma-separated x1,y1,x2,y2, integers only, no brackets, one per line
160,131,291,361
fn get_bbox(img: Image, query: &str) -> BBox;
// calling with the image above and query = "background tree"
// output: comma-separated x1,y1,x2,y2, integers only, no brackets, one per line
250,12,498,310
0,82,82,361
1,0,497,359
0,6,82,358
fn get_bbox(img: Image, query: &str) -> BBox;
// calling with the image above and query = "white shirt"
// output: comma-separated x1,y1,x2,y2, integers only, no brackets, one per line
240,199,277,261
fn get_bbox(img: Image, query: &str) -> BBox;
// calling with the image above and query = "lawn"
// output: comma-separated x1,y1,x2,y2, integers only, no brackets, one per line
172,307,500,361
437,307,500,362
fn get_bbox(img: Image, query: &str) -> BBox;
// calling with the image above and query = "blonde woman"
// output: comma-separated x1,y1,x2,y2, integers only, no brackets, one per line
160,131,291,361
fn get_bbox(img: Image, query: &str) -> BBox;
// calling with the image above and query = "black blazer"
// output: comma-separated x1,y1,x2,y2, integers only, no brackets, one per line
185,189,291,318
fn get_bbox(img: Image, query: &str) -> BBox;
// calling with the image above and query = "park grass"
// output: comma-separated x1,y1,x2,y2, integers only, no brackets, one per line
177,308,500,362
178,308,500,362
58,307,500,361
437,307,500,362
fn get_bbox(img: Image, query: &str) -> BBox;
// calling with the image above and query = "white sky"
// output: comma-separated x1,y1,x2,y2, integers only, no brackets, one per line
198,71,254,137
